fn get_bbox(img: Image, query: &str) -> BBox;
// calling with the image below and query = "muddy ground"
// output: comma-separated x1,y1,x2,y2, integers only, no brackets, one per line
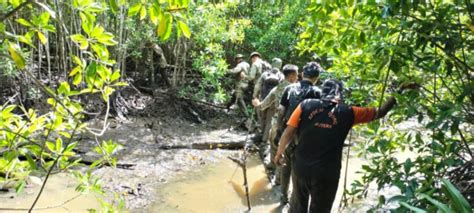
79,89,255,210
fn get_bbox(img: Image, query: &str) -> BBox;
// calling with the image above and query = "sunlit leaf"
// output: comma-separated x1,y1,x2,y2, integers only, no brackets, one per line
17,18,32,27
8,42,26,69
128,3,141,17
178,20,191,38
109,0,118,14
158,13,173,41
37,31,47,44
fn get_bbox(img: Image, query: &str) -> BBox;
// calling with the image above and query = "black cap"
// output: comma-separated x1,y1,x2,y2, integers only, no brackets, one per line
303,62,324,78
322,79,344,101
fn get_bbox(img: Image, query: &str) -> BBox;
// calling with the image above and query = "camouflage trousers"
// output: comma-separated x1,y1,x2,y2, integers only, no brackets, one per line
233,82,249,116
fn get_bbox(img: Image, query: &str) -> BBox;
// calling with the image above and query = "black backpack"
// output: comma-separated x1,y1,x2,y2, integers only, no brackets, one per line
283,83,321,122
261,70,281,99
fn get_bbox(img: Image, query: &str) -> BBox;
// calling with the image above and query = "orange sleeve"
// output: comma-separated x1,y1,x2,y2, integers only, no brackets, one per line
286,104,303,128
352,106,376,125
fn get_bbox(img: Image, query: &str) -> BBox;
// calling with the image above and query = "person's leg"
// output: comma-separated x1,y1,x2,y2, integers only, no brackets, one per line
289,163,309,213
262,108,273,143
309,173,340,213
280,150,292,204
226,90,237,110
236,95,248,116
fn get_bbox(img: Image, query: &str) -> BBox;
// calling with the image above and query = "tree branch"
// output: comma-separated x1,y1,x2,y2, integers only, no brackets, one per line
0,0,33,21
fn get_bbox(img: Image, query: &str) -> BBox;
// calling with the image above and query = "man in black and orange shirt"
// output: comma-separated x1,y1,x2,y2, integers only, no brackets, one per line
274,79,418,213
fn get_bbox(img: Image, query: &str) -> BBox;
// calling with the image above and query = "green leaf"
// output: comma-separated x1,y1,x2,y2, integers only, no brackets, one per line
58,82,71,95
0,23,5,33
25,153,37,170
17,18,32,27
399,202,427,213
46,141,55,152
39,12,50,25
70,66,82,77
102,86,114,101
8,42,26,69
96,32,117,46
72,56,83,67
158,13,173,41
139,6,147,20
73,73,83,85
55,138,62,153
37,31,47,44
71,34,89,50
420,194,452,213
18,35,34,47
110,71,120,82
80,12,94,35
15,180,26,193
109,0,118,14
43,24,56,32
90,25,105,39
149,5,160,25
441,179,472,213
178,21,191,38
128,3,142,17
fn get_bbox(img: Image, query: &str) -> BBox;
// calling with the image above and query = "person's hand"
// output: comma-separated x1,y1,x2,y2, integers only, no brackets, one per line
274,153,286,166
252,98,260,107
274,153,282,166
240,72,247,80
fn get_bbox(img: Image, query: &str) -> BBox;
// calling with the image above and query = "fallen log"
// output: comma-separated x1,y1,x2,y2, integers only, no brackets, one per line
157,141,245,150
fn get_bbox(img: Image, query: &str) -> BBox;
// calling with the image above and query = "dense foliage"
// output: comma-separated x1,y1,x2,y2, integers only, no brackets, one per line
298,1,473,211
1,0,190,211
0,0,472,211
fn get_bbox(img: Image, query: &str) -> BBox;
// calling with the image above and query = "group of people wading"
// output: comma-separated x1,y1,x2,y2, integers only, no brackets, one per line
227,52,418,212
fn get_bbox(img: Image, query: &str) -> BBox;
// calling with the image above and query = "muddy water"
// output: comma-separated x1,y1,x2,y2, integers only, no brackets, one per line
0,173,100,212
149,154,283,212
149,147,412,213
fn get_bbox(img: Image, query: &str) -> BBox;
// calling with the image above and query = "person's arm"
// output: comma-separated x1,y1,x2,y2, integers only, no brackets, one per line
275,104,286,127
274,104,302,165
253,75,263,99
274,126,297,165
375,82,420,119
255,87,276,110
228,64,242,74
353,82,420,125
247,64,258,82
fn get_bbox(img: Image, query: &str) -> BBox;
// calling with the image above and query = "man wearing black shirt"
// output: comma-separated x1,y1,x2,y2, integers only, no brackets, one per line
275,79,419,212
276,62,322,204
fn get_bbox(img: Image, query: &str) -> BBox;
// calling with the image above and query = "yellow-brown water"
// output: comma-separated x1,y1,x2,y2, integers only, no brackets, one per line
0,173,100,212
149,154,283,212
149,149,411,212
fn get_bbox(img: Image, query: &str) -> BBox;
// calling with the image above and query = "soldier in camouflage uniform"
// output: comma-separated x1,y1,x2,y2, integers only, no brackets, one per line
252,57,284,148
227,54,250,116
245,52,264,85
253,58,283,100
252,64,299,181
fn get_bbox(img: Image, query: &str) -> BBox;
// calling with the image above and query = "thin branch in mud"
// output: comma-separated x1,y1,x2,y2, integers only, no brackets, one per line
29,123,79,212
1,194,82,211
85,99,111,137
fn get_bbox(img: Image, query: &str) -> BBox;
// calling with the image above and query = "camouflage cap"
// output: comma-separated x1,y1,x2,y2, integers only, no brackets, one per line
235,54,244,59
250,52,261,58
282,64,298,75
271,58,283,70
